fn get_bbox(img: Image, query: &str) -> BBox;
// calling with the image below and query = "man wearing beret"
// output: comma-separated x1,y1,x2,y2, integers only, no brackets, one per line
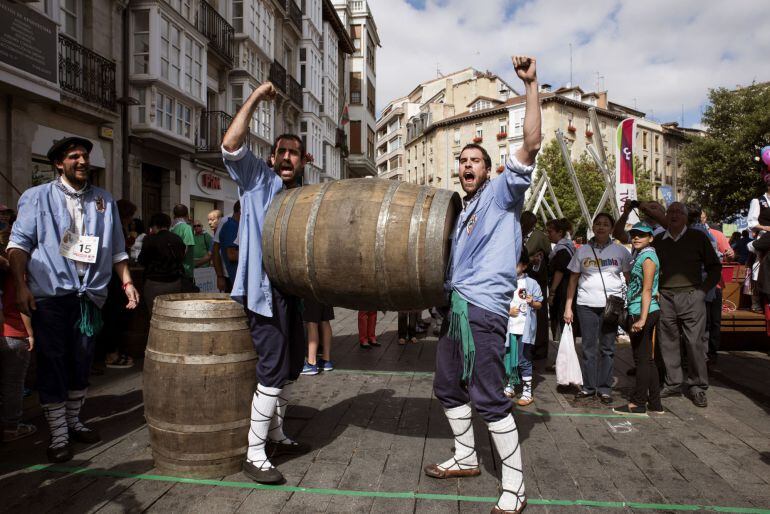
8,137,139,462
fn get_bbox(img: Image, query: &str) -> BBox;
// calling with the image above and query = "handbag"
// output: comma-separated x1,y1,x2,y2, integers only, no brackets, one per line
590,245,626,327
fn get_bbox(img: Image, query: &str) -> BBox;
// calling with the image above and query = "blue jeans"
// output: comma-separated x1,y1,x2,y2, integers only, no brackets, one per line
576,305,617,395
518,342,533,381
0,336,31,428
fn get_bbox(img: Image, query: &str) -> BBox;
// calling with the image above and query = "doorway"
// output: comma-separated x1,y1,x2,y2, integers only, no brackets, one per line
141,163,165,225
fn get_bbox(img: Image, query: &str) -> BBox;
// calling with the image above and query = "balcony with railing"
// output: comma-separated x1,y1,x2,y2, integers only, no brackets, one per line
196,0,235,65
270,60,287,92
286,0,302,32
58,34,116,111
196,110,232,152
287,74,303,109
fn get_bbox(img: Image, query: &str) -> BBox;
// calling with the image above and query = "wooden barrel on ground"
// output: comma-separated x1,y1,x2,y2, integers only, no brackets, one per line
262,178,461,311
143,293,256,478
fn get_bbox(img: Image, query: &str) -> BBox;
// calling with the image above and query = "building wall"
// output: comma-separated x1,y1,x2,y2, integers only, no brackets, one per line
0,0,122,207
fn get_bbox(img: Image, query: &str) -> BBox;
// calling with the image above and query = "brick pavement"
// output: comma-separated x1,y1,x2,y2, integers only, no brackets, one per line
1,308,769,513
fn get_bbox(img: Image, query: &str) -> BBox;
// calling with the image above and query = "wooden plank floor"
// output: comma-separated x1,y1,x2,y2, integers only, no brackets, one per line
1,308,769,513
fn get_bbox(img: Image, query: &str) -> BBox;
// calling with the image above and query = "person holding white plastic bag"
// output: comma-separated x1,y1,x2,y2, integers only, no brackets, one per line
563,213,631,405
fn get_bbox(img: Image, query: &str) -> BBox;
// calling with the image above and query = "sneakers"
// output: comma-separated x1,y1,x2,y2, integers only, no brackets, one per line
301,362,319,375
322,360,334,372
647,403,665,414
612,404,647,415
504,386,515,398
599,393,613,405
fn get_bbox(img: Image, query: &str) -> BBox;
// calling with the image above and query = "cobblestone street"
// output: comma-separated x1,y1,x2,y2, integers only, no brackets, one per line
1,309,769,513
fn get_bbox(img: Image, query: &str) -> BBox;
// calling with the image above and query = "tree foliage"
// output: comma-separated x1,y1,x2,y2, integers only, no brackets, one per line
681,82,770,220
534,139,654,236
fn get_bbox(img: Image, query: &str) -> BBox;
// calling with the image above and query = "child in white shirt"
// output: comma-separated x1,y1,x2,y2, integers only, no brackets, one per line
504,248,543,406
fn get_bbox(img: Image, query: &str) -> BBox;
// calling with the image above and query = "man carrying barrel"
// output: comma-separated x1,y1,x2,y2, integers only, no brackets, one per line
221,82,310,484
8,137,139,462
425,56,541,514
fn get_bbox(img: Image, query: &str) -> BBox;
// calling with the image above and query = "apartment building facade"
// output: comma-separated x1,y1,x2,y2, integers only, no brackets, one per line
0,0,123,207
0,0,354,224
332,0,378,178
396,76,694,201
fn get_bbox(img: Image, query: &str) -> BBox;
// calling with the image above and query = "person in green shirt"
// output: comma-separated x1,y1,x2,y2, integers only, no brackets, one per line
192,220,213,268
614,222,662,416
170,204,195,280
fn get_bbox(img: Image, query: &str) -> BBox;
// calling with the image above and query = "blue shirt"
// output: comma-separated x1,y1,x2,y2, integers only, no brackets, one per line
627,247,660,316
8,181,127,308
222,145,284,317
447,155,534,318
218,217,239,280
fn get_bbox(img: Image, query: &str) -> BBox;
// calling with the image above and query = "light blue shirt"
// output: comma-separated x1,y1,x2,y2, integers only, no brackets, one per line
447,155,534,318
8,181,128,308
222,145,284,317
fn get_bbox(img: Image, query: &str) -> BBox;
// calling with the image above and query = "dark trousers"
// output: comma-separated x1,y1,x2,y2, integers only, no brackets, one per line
32,295,96,404
629,311,661,408
658,289,708,393
706,288,722,355
95,272,133,360
433,303,510,423
576,305,617,395
245,288,305,388
398,312,419,339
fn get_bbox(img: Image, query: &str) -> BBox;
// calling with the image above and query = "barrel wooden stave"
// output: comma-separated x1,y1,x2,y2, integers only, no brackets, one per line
143,293,256,478
263,179,460,311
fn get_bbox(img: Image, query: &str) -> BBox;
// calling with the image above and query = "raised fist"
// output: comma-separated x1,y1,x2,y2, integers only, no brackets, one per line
512,55,537,84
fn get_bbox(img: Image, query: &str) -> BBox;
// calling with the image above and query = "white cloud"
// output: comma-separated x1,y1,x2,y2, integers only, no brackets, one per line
368,0,770,126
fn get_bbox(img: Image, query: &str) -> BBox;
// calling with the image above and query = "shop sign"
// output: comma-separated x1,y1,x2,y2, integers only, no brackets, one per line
198,171,221,191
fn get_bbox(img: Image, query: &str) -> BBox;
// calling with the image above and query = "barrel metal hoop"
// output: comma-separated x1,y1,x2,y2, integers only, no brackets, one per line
145,348,257,365
305,181,334,302
149,318,249,332
424,189,458,304
262,190,285,283
407,187,430,302
278,187,302,288
146,415,250,433
151,443,249,461
374,181,402,310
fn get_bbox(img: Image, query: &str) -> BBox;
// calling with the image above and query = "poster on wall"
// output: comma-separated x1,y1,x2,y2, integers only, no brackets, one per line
194,267,219,293
31,158,54,186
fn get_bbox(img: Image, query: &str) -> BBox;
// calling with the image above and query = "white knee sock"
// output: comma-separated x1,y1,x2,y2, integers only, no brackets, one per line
268,382,294,444
521,378,532,400
439,403,478,470
488,414,526,511
43,402,69,448
66,389,89,432
246,384,281,470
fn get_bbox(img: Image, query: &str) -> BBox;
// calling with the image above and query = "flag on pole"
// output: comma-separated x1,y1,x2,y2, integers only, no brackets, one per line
615,118,638,223
340,104,349,126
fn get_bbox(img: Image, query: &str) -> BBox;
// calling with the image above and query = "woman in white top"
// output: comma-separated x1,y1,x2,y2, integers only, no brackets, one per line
563,213,631,404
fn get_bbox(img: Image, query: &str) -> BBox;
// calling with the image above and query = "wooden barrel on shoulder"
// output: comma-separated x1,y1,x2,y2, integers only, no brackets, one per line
143,293,256,478
262,178,461,311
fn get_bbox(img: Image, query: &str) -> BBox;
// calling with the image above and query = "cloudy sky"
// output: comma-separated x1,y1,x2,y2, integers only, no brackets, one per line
367,0,769,128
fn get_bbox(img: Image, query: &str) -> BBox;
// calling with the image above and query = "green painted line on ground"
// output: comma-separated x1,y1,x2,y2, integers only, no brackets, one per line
23,464,770,513
334,369,649,419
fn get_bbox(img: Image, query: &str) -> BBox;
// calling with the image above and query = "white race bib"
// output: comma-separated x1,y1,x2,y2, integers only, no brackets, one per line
59,230,99,264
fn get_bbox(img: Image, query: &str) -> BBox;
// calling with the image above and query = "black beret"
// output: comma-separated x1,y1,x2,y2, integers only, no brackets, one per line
47,137,93,163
